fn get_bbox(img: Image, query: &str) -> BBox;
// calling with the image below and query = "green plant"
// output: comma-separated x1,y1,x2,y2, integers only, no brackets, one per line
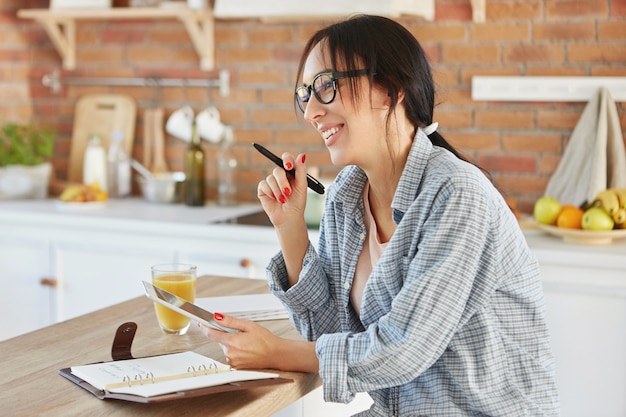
0,122,55,167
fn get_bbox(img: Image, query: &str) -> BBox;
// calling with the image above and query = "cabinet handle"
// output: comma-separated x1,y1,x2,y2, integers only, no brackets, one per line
40,277,58,287
239,258,252,268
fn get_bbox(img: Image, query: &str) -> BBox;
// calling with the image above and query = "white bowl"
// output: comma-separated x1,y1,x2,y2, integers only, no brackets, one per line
138,172,185,204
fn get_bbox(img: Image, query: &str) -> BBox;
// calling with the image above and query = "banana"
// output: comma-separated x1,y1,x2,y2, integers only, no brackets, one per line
614,188,626,210
594,189,620,217
613,208,626,226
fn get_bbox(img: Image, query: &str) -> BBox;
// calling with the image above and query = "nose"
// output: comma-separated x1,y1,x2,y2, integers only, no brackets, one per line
303,95,325,123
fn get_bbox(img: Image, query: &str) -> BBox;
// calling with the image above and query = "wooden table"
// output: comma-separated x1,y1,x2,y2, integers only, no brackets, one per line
0,276,321,416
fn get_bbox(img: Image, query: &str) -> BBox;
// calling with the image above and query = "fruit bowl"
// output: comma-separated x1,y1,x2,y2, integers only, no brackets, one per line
535,222,626,245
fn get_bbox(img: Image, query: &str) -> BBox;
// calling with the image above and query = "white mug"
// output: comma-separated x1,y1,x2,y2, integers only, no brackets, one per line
165,105,194,141
196,106,225,143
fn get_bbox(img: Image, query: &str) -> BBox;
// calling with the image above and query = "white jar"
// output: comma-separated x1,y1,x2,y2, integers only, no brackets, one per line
83,134,108,191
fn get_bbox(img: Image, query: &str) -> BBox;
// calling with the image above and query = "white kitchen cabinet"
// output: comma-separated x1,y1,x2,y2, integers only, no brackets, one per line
526,230,626,417
0,232,55,341
0,199,279,340
51,236,174,322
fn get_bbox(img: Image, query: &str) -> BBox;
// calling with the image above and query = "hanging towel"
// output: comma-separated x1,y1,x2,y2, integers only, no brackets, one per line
545,86,626,207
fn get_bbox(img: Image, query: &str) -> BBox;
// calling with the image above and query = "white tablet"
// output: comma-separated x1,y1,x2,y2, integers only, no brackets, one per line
142,281,238,333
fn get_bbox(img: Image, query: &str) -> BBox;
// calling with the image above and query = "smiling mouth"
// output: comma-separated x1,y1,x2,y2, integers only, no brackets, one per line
322,126,341,140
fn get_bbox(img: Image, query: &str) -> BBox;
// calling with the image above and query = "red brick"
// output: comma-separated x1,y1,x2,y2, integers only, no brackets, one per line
442,44,499,64
471,23,530,42
238,68,288,85
435,3,473,21
432,109,473,128
495,175,549,195
433,67,460,87
248,26,294,43
446,132,500,151
261,88,294,106
503,44,565,63
250,108,299,125
538,110,585,130
220,47,274,64
612,0,626,16
569,44,626,62
102,28,145,44
540,154,563,174
460,67,521,86
475,110,535,129
478,154,537,173
534,21,596,41
502,133,563,153
486,1,542,20
545,0,609,18
437,87,481,107
599,21,626,40
410,24,466,43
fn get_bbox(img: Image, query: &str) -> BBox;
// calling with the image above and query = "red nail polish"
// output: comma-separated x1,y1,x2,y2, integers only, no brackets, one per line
285,162,293,170
279,195,286,204
283,187,291,197
214,312,224,321
301,154,306,163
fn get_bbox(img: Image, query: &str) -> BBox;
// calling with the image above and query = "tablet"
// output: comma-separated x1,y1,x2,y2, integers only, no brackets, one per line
142,281,238,333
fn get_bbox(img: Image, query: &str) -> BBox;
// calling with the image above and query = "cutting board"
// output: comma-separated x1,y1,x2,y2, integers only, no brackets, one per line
68,94,137,183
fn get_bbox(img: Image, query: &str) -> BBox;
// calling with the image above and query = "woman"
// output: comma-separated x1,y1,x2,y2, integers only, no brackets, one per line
203,15,560,416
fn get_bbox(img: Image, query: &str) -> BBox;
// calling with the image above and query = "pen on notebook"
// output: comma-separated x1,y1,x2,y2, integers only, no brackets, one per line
253,143,325,195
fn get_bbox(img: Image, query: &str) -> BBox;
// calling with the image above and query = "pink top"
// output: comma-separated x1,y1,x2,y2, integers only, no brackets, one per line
351,182,389,315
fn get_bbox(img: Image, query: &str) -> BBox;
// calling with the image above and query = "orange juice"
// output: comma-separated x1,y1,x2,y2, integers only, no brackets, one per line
152,273,196,333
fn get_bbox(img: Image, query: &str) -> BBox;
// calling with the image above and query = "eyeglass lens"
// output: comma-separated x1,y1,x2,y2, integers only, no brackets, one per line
295,73,336,112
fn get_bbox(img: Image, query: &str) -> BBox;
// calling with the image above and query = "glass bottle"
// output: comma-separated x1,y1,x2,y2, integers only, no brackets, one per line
83,134,107,191
217,126,237,206
184,121,205,206
107,131,131,198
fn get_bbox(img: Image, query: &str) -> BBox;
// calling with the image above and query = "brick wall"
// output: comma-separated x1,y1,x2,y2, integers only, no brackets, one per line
1,0,625,213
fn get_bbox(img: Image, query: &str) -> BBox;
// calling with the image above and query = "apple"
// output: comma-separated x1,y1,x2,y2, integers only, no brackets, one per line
582,207,614,231
534,196,562,225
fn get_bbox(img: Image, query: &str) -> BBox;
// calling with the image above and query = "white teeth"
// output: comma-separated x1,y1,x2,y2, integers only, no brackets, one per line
322,126,340,140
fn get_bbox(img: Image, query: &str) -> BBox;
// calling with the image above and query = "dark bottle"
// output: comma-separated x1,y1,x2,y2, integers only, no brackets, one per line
184,121,205,206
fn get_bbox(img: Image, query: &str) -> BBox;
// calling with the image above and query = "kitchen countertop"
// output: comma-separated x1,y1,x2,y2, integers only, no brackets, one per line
0,198,276,238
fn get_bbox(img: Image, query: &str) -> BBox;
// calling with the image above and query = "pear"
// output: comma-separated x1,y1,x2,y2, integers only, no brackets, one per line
582,207,614,231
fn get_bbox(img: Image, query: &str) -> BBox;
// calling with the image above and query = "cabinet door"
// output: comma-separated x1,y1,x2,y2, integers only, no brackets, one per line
53,240,174,321
541,264,626,417
177,240,280,280
0,236,53,341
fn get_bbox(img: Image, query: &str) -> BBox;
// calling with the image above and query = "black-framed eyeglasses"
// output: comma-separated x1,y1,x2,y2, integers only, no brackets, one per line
295,69,370,113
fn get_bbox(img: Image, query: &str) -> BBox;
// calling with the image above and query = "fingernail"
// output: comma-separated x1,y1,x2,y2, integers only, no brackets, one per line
214,312,224,321
285,162,293,170
283,187,291,197
301,154,306,163
278,195,286,204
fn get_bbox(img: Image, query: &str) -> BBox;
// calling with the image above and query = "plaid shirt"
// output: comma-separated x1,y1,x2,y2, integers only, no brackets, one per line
267,131,560,416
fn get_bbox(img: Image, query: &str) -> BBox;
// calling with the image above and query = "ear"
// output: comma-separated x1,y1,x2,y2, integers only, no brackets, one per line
384,88,405,107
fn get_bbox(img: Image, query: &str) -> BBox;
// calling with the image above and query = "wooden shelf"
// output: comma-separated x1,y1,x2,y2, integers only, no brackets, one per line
17,7,215,71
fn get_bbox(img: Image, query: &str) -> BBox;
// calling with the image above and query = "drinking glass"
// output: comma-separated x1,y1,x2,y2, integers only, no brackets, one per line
151,263,197,335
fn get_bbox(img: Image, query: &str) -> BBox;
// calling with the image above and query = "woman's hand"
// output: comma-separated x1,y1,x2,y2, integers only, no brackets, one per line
257,152,308,231
199,313,319,373
200,314,280,370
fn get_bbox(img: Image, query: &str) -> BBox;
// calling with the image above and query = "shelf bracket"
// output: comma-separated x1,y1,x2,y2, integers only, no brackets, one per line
18,8,216,71
40,18,76,70
179,13,214,71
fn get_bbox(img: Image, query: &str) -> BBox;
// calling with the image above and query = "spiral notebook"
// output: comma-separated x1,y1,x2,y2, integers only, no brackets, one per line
60,351,291,403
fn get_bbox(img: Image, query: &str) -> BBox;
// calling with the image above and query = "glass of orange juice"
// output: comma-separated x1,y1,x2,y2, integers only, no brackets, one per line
151,263,197,335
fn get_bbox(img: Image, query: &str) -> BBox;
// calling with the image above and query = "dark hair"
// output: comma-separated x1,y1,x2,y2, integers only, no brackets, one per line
295,14,467,162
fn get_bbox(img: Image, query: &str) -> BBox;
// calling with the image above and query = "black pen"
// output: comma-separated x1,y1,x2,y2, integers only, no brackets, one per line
253,143,325,195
